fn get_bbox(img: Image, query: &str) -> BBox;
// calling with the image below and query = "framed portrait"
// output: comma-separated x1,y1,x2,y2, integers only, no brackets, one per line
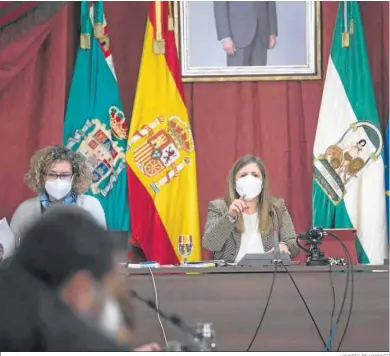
174,1,322,82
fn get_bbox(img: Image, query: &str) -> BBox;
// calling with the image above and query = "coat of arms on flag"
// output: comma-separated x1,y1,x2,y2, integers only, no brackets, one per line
128,115,194,194
66,106,128,197
314,121,384,205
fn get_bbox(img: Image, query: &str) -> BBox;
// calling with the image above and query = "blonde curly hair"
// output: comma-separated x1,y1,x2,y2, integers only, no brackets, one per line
25,145,92,194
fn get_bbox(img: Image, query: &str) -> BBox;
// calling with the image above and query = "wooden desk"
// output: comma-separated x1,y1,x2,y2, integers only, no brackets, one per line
125,266,389,351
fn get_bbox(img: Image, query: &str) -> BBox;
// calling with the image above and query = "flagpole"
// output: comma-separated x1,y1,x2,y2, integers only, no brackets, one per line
342,1,349,48
385,119,389,265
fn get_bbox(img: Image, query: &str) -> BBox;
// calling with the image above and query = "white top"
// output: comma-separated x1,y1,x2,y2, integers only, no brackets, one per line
10,194,107,246
235,213,265,263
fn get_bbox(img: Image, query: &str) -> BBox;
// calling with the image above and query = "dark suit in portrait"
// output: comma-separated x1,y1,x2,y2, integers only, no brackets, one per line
213,1,278,66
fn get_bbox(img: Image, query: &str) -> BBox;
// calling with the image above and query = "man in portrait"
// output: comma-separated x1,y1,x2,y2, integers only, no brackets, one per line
213,1,278,67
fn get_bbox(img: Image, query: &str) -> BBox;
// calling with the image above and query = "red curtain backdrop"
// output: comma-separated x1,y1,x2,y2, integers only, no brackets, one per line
0,5,72,219
0,2,388,260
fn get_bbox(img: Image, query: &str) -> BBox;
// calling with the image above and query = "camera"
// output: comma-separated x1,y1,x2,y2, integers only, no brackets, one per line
297,226,328,266
307,226,324,244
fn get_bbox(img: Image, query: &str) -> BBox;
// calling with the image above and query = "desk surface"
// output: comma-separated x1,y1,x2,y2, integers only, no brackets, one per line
123,264,388,275
127,266,389,352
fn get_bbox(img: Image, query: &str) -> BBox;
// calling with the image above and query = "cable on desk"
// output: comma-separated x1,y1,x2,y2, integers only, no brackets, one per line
245,262,278,352
147,267,168,347
322,233,353,352
325,232,354,352
322,233,353,351
322,242,349,351
280,262,327,348
328,263,336,351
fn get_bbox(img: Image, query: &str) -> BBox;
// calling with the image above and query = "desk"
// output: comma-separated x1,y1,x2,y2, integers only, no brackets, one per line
125,266,389,351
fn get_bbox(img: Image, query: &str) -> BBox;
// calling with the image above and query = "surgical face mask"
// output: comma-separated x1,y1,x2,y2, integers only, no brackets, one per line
97,295,124,340
235,175,263,200
45,179,72,200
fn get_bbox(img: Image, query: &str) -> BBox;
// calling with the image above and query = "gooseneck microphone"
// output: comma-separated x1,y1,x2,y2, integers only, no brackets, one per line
272,229,281,262
130,290,216,351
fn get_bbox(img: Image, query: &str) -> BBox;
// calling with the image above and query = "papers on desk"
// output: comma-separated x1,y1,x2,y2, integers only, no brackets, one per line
187,260,226,267
126,264,142,269
126,262,161,269
123,260,229,269
0,218,16,262
184,262,217,268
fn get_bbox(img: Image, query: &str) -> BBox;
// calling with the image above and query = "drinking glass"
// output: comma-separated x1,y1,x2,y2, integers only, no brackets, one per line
178,235,193,265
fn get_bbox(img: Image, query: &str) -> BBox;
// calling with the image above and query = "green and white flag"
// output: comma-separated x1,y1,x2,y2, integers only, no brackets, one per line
312,1,387,264
63,1,129,231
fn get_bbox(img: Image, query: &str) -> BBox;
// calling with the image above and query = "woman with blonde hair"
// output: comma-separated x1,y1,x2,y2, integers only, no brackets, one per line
203,155,299,263
10,145,106,245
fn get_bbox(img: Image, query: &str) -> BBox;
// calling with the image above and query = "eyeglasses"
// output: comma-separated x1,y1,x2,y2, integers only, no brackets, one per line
44,173,73,181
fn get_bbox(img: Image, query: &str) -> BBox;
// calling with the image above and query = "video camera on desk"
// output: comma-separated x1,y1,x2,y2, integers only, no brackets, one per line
296,227,358,266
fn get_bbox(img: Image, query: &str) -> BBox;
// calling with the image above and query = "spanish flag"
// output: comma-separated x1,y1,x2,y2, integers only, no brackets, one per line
126,1,201,264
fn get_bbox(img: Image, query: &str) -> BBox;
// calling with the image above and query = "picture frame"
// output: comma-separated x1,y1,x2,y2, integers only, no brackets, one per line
174,1,322,82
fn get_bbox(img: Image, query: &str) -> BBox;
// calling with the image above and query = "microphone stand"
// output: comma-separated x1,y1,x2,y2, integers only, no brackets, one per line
272,229,282,264
131,290,216,351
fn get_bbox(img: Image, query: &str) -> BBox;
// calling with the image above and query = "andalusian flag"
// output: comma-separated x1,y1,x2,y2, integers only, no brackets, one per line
63,1,129,231
312,2,387,265
126,2,201,264
385,119,389,244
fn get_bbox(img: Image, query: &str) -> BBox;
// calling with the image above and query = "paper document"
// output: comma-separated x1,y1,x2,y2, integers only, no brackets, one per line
0,218,16,261
183,263,217,268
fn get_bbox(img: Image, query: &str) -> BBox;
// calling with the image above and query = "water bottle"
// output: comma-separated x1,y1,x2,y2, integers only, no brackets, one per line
195,322,216,351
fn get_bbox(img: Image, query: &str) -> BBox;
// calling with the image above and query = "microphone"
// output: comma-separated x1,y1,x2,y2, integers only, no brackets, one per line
272,229,281,262
130,290,193,334
130,290,216,351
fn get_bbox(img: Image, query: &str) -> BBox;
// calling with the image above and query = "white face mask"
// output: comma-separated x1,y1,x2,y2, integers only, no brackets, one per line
45,179,72,200
235,175,263,200
97,295,124,339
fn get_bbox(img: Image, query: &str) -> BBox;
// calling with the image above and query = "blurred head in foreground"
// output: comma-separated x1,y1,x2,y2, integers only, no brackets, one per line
13,205,133,343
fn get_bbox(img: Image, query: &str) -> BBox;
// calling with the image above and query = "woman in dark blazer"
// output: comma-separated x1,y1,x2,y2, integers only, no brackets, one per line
203,155,300,263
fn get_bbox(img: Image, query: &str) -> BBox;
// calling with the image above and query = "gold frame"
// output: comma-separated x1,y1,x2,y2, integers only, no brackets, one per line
173,1,322,83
